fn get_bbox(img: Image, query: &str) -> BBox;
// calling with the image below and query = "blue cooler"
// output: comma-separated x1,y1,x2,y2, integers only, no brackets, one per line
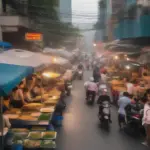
53,115,63,126
12,144,23,150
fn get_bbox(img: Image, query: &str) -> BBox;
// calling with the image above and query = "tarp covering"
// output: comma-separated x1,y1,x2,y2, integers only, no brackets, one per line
0,63,33,96
0,49,52,71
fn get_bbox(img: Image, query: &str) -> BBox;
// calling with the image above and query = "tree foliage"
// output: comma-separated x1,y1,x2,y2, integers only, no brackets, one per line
28,0,80,46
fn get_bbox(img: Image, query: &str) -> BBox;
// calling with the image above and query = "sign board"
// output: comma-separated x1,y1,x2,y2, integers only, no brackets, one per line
25,33,43,41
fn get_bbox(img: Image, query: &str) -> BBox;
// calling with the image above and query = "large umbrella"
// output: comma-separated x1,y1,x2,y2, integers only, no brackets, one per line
0,49,52,71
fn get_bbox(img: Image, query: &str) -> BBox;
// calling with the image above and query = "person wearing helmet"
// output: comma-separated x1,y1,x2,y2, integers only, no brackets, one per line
97,89,112,123
84,77,98,101
78,62,84,70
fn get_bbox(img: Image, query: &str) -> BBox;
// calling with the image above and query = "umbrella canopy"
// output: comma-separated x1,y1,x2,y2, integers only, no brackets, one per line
0,49,52,71
0,41,12,49
0,63,33,96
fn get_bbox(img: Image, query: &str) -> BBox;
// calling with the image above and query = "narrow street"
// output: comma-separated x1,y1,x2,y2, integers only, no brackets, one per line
56,71,148,150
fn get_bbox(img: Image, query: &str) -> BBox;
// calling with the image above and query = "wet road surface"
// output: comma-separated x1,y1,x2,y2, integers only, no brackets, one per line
56,71,148,150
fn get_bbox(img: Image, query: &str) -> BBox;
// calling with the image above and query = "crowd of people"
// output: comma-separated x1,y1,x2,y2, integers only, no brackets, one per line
80,59,150,147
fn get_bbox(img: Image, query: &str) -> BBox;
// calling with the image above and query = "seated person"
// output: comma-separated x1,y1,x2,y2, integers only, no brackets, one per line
26,74,37,92
31,84,45,97
23,88,42,102
3,96,10,112
11,82,26,108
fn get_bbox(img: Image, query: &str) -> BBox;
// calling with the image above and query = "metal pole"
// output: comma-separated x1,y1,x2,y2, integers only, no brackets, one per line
0,96,4,150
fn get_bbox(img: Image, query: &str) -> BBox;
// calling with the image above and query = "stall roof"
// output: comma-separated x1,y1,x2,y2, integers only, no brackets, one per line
0,49,52,71
0,63,33,96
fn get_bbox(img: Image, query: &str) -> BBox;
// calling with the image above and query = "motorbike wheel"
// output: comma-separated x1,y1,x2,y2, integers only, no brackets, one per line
102,119,109,130
67,90,71,96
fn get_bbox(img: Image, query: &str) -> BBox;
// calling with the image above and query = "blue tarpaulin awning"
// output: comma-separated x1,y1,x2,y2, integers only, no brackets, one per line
0,63,33,96
0,41,12,49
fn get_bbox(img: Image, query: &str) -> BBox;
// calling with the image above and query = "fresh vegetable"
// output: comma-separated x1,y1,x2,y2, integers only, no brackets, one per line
28,132,41,139
24,139,41,148
31,126,46,131
42,131,57,139
38,113,51,121
40,140,56,148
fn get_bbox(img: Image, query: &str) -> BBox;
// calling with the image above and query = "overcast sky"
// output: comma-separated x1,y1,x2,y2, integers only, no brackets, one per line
72,0,99,24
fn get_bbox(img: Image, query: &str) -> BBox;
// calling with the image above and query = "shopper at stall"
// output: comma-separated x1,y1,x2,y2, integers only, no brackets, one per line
26,74,37,92
123,78,134,95
142,91,150,146
11,82,26,108
118,92,131,129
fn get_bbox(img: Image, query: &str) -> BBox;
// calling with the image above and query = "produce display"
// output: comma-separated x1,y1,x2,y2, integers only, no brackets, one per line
38,113,51,121
11,128,29,133
5,114,19,119
19,115,38,121
40,107,55,113
31,112,41,117
42,131,57,139
44,100,58,105
5,108,21,114
27,132,42,140
40,140,56,148
31,126,46,131
23,139,41,148
22,103,43,111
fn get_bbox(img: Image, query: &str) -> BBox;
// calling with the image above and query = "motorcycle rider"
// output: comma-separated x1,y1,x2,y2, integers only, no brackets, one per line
93,64,101,82
97,89,112,123
77,62,84,70
84,77,98,102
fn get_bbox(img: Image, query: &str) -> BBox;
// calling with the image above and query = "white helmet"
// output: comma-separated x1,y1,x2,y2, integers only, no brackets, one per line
90,77,94,82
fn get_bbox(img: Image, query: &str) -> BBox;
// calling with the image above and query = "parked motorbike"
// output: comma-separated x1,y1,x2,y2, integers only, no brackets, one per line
98,101,111,130
77,69,83,80
65,80,72,96
124,102,145,136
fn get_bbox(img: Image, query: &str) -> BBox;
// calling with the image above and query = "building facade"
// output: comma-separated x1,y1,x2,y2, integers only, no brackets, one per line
114,0,150,39
58,0,72,23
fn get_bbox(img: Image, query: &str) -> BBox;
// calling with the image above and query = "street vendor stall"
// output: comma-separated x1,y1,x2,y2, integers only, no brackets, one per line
0,63,33,150
0,62,64,150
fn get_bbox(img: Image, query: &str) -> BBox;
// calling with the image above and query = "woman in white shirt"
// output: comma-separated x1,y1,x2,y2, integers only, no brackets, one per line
142,91,150,146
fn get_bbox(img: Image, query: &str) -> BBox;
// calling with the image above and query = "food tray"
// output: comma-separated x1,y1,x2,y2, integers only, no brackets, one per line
5,114,19,119
31,112,41,117
31,126,46,131
19,115,38,121
40,108,54,113
42,131,57,140
40,140,56,148
11,128,29,133
27,132,42,140
23,139,42,148
38,113,51,121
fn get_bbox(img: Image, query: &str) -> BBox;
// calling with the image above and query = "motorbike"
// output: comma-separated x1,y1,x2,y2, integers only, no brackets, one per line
124,102,145,136
87,91,95,105
65,80,72,96
98,101,111,130
77,69,83,80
